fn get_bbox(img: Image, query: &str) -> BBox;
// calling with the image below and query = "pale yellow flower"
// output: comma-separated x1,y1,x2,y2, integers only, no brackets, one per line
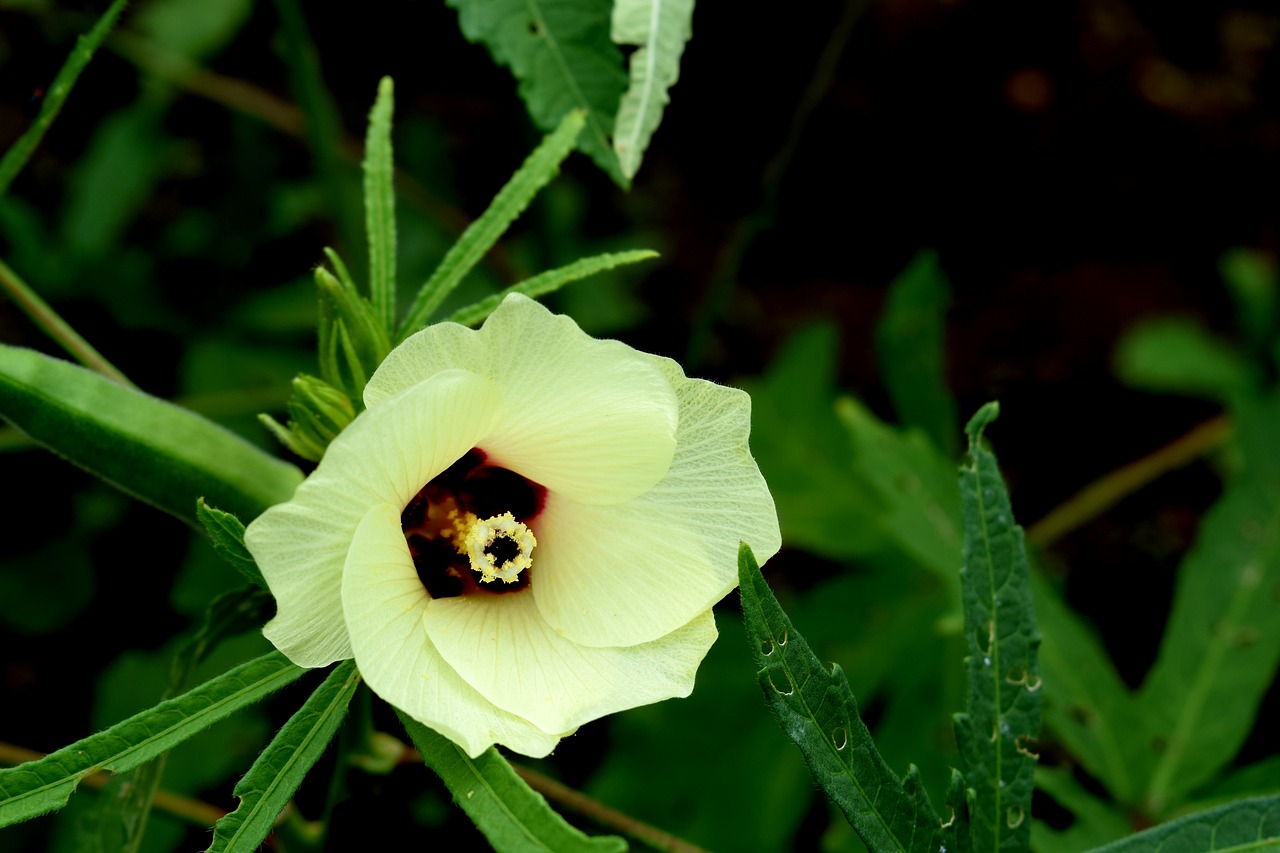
244,294,780,757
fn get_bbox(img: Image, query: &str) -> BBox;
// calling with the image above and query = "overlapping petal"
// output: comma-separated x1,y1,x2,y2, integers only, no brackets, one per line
366,295,679,505
342,504,566,757
422,591,717,734
531,366,782,648
247,369,504,667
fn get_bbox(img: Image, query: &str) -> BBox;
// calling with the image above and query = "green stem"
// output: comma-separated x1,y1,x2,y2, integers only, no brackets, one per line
0,257,134,387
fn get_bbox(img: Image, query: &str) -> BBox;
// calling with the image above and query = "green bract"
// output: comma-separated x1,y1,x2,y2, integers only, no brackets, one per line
245,294,781,757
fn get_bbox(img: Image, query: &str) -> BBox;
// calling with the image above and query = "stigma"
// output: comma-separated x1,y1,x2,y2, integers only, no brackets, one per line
456,511,537,584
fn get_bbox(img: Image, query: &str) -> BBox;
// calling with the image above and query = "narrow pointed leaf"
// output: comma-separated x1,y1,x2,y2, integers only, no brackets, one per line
873,250,959,457
197,500,266,588
610,0,694,179
1138,390,1280,812
446,249,658,326
0,0,128,198
0,652,305,827
953,403,1041,852
0,346,302,524
738,543,943,853
1031,571,1149,805
207,661,360,852
396,712,626,852
445,0,626,183
397,110,585,338
363,76,397,332
1087,795,1280,853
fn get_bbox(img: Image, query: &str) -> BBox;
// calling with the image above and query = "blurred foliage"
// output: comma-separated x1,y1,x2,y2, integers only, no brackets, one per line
1,0,1279,851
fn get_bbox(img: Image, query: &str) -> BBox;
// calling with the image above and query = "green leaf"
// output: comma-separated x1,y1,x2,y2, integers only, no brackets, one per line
397,110,586,338
208,661,360,852
0,0,128,199
1031,572,1148,806
1220,248,1278,352
1138,390,1280,812
197,500,266,587
1086,795,1280,853
1032,767,1131,853
273,0,365,270
952,403,1041,852
445,0,627,184
0,651,305,827
363,76,397,333
873,250,959,457
133,0,254,62
738,542,943,853
745,324,962,589
0,346,303,524
446,249,658,326
1113,317,1252,401
396,712,626,852
610,0,694,180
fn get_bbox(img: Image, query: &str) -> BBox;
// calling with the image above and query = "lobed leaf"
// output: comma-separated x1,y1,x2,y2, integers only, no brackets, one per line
1137,390,1280,812
397,110,586,338
445,0,627,183
0,346,302,525
1030,571,1149,806
396,711,627,852
363,76,397,333
738,543,943,853
610,0,694,180
952,403,1041,852
207,661,360,852
1087,795,1280,853
873,250,959,457
0,652,305,827
446,249,658,326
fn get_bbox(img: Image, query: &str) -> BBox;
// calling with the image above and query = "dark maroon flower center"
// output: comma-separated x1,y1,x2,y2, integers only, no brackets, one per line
401,449,546,598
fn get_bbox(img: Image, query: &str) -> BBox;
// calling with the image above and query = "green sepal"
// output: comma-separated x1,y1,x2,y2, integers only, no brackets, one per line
316,262,390,401
196,499,266,588
0,344,302,525
261,373,358,462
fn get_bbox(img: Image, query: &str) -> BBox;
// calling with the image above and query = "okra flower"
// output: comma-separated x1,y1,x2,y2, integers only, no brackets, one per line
245,294,780,757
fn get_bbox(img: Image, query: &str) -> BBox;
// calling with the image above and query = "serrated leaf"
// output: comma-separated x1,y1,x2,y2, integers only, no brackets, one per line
0,651,304,827
610,0,694,179
397,110,585,338
1087,795,1280,853
952,403,1041,853
873,250,959,457
396,711,627,853
446,249,658,326
197,499,266,587
0,345,302,525
445,0,627,184
1138,390,1280,812
738,543,943,853
0,0,128,199
207,661,360,852
363,76,397,332
1113,317,1252,402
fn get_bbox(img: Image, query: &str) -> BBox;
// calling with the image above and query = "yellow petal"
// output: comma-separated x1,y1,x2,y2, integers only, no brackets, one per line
342,504,568,758
423,591,718,734
367,294,678,505
531,371,782,648
247,369,504,667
